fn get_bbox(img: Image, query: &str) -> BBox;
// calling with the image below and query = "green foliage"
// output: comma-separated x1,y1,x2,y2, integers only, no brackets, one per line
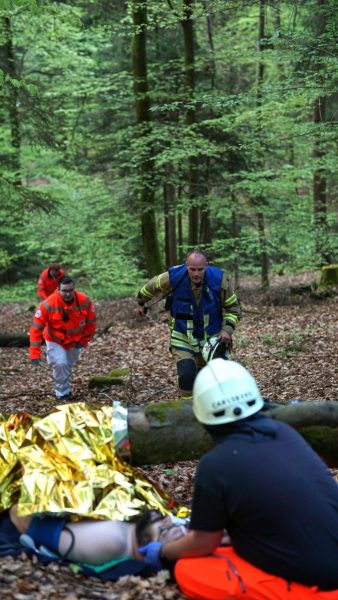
261,333,276,346
15,153,144,298
0,0,337,298
277,344,307,356
0,279,36,303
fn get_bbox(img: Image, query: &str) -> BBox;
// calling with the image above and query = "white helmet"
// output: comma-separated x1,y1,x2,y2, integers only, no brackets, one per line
202,336,230,362
193,359,264,425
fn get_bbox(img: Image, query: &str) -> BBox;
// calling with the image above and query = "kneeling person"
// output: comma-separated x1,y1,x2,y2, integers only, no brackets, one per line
140,360,338,598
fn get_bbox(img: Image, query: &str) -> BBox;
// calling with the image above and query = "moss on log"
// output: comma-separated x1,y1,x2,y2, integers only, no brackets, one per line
109,368,130,377
319,264,338,287
299,426,338,467
88,368,130,390
127,400,338,467
88,368,130,389
128,399,212,465
88,375,125,389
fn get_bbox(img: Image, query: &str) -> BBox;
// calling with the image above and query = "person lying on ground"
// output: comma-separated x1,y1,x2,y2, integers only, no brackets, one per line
9,505,187,565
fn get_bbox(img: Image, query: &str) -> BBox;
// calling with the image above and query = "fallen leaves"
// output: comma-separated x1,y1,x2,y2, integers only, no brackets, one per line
0,274,337,598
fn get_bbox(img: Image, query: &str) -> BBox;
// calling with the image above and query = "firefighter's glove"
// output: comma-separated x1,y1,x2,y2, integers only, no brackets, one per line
136,303,148,316
138,541,163,571
31,359,41,366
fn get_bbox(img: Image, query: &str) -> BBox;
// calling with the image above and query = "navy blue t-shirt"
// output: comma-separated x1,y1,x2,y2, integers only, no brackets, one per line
190,414,338,590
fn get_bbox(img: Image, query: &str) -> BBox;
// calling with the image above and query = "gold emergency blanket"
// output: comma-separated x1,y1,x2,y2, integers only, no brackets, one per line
0,402,186,520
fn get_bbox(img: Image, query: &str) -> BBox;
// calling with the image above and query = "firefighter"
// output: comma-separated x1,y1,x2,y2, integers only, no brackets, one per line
30,276,96,400
136,249,241,397
37,264,65,301
139,360,338,599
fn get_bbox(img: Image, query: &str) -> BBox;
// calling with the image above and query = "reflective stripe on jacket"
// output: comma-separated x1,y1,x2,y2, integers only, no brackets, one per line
37,267,65,300
168,264,223,353
29,290,96,359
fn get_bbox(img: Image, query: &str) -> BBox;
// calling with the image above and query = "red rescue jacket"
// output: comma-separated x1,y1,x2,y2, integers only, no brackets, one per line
30,289,96,359
37,267,65,300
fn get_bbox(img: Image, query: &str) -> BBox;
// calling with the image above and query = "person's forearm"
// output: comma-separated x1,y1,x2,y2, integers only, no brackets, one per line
162,529,223,561
137,272,171,305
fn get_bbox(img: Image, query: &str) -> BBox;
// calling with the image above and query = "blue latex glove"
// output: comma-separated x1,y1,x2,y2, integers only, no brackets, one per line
31,359,41,365
138,541,163,571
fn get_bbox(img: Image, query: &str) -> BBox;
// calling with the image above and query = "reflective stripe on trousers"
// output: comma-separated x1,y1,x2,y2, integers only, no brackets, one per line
45,341,81,398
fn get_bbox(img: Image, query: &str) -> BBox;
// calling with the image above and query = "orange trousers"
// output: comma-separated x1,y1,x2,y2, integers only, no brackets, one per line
174,547,338,600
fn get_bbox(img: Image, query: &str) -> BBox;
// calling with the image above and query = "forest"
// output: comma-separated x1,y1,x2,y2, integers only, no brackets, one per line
0,1,337,598
0,0,337,302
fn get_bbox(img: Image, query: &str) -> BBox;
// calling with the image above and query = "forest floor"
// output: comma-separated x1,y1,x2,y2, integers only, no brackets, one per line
0,271,337,599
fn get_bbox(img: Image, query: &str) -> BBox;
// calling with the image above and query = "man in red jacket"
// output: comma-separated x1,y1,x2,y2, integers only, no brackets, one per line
37,264,65,301
30,276,96,400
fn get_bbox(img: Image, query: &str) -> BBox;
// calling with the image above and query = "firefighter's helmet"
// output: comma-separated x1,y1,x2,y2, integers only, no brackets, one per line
193,359,264,425
202,336,230,362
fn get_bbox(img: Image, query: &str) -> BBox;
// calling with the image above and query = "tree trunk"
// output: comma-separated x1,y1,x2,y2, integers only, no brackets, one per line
313,94,328,263
313,97,327,235
177,210,184,262
182,0,199,247
255,0,269,289
313,1,332,265
199,202,211,249
231,196,239,289
164,162,177,267
131,0,162,276
204,3,216,88
128,399,338,467
272,0,281,31
257,209,269,288
1,16,21,181
199,173,211,249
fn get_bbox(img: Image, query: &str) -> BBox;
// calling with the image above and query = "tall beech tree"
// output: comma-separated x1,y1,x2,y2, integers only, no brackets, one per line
255,0,269,288
181,0,199,247
1,16,21,183
131,0,162,275
312,0,330,265
164,161,177,267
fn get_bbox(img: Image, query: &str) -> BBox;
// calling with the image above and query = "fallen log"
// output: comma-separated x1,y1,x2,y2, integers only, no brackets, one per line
88,368,130,389
127,399,338,467
0,333,30,347
88,376,126,388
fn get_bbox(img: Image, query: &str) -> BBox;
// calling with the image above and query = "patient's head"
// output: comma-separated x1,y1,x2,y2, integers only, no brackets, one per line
136,510,187,546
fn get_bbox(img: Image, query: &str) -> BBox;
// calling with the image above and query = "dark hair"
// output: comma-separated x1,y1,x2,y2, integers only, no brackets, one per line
58,276,74,288
185,248,208,261
135,510,164,546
